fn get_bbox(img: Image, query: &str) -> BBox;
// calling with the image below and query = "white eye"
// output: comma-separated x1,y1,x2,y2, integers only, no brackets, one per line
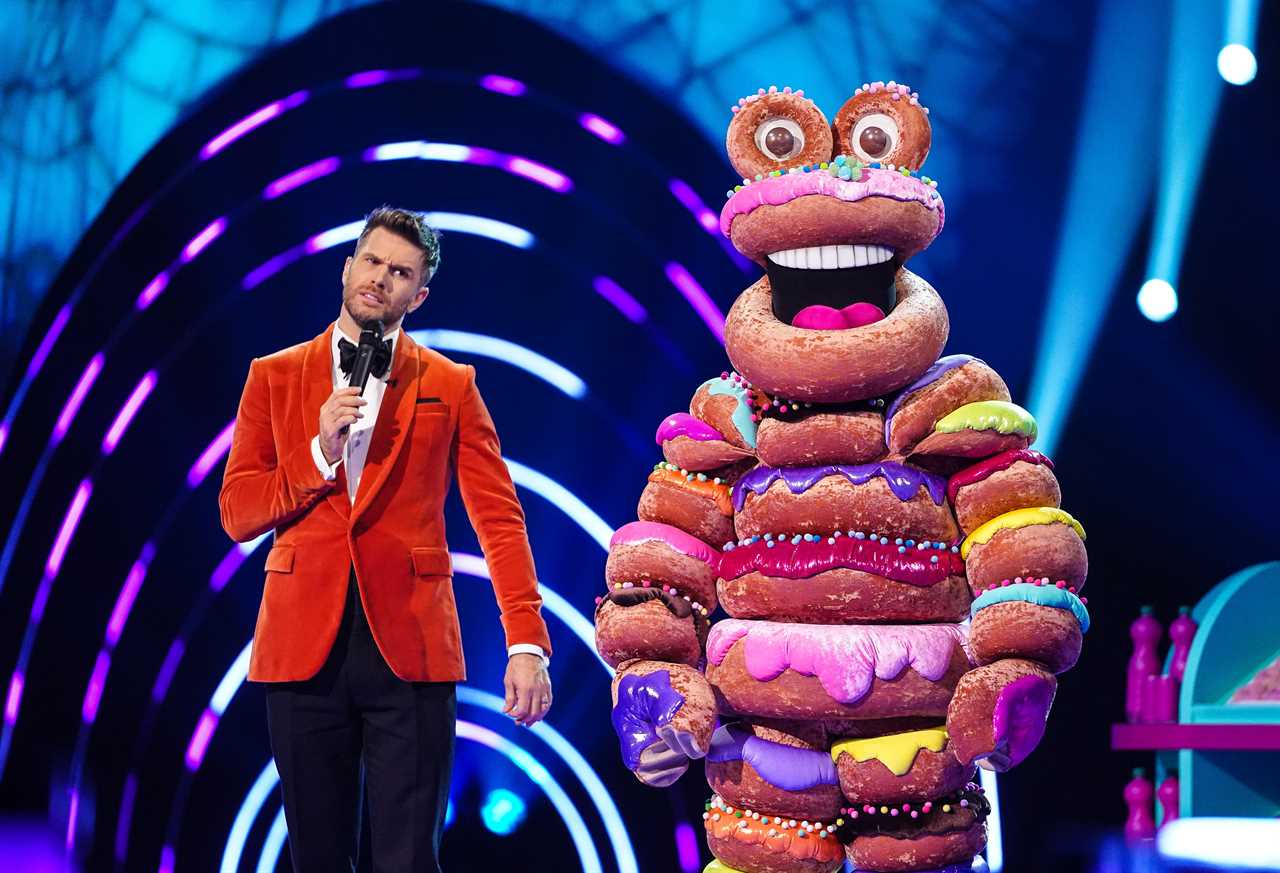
754,117,805,161
851,113,899,162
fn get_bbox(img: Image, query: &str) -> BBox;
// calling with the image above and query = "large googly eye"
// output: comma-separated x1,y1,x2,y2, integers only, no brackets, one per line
850,113,899,162
754,117,805,161
726,87,832,180
832,84,933,171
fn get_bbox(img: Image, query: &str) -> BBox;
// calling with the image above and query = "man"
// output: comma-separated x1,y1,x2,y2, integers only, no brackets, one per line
219,206,553,873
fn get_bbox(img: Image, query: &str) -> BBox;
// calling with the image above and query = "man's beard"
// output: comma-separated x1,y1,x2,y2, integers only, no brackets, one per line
343,286,406,331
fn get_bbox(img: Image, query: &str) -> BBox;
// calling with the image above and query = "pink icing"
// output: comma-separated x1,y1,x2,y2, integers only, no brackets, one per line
706,619,971,704
655,412,725,445
791,302,886,330
609,521,720,565
719,169,946,238
991,674,1055,768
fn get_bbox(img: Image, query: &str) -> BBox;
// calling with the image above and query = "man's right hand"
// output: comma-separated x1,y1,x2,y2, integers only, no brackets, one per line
318,386,366,465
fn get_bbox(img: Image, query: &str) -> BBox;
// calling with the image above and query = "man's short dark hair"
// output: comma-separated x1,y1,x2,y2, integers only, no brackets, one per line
355,206,441,283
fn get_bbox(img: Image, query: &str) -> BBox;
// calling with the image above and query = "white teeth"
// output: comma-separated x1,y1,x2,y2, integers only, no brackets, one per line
766,244,894,270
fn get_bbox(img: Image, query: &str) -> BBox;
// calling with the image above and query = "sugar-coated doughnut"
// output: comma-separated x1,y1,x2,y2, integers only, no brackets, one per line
909,401,1035,459
692,374,760,450
726,87,835,182
946,659,1056,771
830,82,933,172
755,407,887,468
707,620,972,720
883,356,1010,455
659,412,757,471
638,462,737,546
844,783,988,872
707,720,843,820
611,660,715,787
961,507,1087,594
947,450,1059,534
731,462,959,543
830,727,973,805
704,794,845,873
594,589,709,668
607,520,720,610
969,582,1090,674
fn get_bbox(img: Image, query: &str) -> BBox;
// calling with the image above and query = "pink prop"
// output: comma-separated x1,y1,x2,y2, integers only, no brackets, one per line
1168,606,1198,683
1123,768,1156,841
1127,606,1163,724
1157,773,1180,828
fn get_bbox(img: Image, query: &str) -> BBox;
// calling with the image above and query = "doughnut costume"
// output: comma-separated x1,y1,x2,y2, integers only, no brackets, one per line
597,82,1090,873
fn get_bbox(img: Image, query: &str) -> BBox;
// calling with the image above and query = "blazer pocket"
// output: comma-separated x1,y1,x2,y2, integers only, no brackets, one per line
265,544,295,573
411,546,453,577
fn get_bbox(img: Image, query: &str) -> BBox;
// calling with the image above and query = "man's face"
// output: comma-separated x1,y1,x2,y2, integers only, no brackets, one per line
341,226,431,331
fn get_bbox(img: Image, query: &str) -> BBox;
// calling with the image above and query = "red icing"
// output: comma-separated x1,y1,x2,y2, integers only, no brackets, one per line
946,449,1054,505
716,535,964,586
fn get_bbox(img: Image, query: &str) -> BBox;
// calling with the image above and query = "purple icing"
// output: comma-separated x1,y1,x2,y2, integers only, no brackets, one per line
883,354,981,443
655,412,725,445
708,724,838,791
611,670,685,771
991,673,1055,768
731,461,948,512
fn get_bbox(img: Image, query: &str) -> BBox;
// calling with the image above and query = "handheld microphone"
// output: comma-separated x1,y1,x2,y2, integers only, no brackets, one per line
348,320,385,394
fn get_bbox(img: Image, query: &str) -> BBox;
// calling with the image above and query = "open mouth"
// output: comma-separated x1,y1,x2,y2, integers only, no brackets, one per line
764,244,898,329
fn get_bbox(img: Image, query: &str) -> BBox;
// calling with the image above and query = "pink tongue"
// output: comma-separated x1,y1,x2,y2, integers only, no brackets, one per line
792,302,886,330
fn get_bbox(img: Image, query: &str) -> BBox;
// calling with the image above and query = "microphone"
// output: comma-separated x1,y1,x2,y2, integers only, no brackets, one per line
348,320,385,394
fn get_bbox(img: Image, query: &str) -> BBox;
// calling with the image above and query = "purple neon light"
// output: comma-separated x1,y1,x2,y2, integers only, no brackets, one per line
188,420,236,488
592,277,647,323
47,479,92,577
185,708,218,770
67,788,80,850
344,68,419,89
54,353,104,444
82,651,110,724
160,844,175,873
115,773,137,862
4,673,21,724
242,244,306,290
152,640,185,703
675,822,699,872
102,371,157,455
664,262,726,343
480,74,526,96
263,156,340,199
210,543,249,593
579,113,625,145
107,544,155,647
200,90,308,159
30,573,53,624
669,178,719,233
0,423,6,455
506,157,573,192
26,304,70,379
135,271,171,311
181,217,226,263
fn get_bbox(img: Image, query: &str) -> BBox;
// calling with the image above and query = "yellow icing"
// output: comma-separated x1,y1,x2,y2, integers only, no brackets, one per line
934,400,1037,439
828,727,948,776
961,506,1086,559
703,862,746,873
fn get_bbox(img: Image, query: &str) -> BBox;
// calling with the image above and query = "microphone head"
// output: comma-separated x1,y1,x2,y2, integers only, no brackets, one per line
359,319,385,344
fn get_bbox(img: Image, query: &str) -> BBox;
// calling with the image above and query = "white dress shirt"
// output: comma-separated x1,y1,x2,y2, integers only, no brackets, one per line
310,322,546,665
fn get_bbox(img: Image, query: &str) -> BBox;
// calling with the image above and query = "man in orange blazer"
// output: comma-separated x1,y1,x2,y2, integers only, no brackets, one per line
219,206,552,873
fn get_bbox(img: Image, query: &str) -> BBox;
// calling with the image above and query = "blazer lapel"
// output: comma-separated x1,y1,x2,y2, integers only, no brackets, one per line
350,330,421,524
300,323,350,522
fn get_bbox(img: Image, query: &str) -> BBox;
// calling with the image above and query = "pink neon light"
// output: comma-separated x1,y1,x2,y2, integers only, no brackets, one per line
102,371,157,455
479,75,526,96
200,90,308,159
107,544,154,647
181,217,226,263
579,113,625,145
47,479,92,577
506,157,572,192
135,271,171,310
82,651,110,724
188,420,236,488
4,673,22,724
54,354,104,443
664,262,726,343
185,709,218,770
263,156,340,199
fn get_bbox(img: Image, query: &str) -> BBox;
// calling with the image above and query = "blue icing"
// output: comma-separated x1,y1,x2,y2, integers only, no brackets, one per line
971,583,1090,633
703,376,757,448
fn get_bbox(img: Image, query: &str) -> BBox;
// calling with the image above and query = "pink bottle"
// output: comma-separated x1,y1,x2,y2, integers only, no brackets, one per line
1157,772,1180,828
1127,606,1164,723
1169,606,1198,683
1124,767,1156,841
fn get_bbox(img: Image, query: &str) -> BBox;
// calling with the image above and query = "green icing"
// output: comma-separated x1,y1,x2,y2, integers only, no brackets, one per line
935,400,1037,439
703,376,758,448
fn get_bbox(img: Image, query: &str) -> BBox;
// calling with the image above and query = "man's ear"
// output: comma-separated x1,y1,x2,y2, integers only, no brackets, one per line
342,256,352,285
408,286,430,314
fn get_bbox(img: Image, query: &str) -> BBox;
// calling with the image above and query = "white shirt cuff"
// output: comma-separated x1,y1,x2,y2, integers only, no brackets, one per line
311,434,341,481
508,644,548,667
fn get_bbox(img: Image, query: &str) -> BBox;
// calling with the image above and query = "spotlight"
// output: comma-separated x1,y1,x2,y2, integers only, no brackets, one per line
1217,43,1257,85
1137,278,1178,322
445,796,455,830
481,788,526,835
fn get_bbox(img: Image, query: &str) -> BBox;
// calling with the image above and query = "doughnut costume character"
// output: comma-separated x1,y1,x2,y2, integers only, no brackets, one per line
597,82,1090,873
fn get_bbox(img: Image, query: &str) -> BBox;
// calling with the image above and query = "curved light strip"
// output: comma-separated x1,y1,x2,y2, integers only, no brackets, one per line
248,720,602,873
408,329,586,399
200,91,308,159
363,139,572,193
450,552,611,677
457,687,637,873
502,458,614,550
219,760,280,873
664,261,726,344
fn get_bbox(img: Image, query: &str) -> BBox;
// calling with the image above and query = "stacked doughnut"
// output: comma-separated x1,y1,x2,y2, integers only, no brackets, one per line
598,81,1090,873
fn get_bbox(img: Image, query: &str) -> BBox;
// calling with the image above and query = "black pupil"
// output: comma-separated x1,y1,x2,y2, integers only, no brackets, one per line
859,126,890,158
765,126,796,158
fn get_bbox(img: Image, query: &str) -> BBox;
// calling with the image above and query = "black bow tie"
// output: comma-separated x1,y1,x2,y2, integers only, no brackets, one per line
338,336,393,380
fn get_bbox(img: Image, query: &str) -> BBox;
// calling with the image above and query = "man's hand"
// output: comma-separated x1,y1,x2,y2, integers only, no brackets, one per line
319,386,366,465
503,652,551,727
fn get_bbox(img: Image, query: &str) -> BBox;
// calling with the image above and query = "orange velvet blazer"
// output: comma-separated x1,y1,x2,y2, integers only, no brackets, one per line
219,324,552,683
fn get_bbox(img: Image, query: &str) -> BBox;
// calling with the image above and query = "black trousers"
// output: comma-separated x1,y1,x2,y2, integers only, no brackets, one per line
265,569,456,873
